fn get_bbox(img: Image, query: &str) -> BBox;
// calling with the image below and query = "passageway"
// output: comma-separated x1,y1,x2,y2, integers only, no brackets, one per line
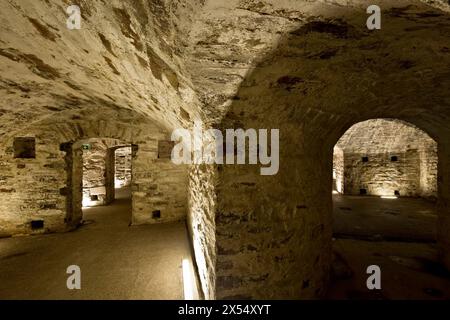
327,118,450,299
0,187,198,299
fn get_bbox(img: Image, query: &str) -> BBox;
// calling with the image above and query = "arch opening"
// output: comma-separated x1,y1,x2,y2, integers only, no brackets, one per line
328,118,450,299
333,119,438,198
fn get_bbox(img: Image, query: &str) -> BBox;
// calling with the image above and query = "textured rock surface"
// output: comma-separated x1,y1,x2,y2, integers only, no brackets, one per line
0,0,449,299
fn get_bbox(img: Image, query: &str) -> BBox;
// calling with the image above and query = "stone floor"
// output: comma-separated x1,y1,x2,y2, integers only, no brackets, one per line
328,195,450,299
0,188,198,300
1,192,449,300
333,194,437,241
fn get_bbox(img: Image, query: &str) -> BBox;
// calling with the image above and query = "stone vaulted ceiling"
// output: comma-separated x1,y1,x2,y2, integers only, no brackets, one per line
187,0,450,134
0,0,449,137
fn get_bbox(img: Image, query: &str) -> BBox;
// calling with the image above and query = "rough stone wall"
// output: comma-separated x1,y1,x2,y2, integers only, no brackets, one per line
0,135,68,237
115,146,132,188
0,0,202,233
105,148,116,204
336,119,438,197
131,137,189,225
187,164,218,300
343,150,421,196
0,113,189,235
214,136,332,299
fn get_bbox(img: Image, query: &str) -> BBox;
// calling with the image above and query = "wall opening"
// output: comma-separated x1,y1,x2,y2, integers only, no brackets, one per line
333,119,438,198
13,137,36,159
329,118,443,299
114,146,132,189
30,220,44,230
63,138,133,227
79,138,132,208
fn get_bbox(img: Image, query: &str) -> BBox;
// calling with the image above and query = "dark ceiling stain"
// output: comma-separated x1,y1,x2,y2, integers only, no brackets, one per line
98,33,116,57
0,48,60,79
27,17,59,42
146,45,179,89
291,20,362,39
103,56,120,75
113,8,143,52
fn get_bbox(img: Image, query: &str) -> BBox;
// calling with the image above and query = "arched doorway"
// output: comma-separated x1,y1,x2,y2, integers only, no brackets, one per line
327,119,450,299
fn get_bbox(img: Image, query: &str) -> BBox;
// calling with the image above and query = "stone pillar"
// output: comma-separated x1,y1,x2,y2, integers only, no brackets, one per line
62,142,82,228
131,140,189,225
105,148,115,204
214,140,332,299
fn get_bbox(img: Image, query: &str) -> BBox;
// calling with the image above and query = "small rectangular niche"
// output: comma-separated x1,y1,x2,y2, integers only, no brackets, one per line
180,107,190,121
360,188,367,195
362,156,369,163
158,141,174,159
391,156,398,162
394,190,400,196
14,137,36,159
90,195,99,201
152,210,161,219
31,220,44,230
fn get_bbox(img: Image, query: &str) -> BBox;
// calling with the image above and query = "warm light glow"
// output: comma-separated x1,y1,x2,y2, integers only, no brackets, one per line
182,258,194,300
114,179,125,188
336,181,343,193
82,198,94,207
332,190,339,194
192,234,208,299
380,196,398,199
